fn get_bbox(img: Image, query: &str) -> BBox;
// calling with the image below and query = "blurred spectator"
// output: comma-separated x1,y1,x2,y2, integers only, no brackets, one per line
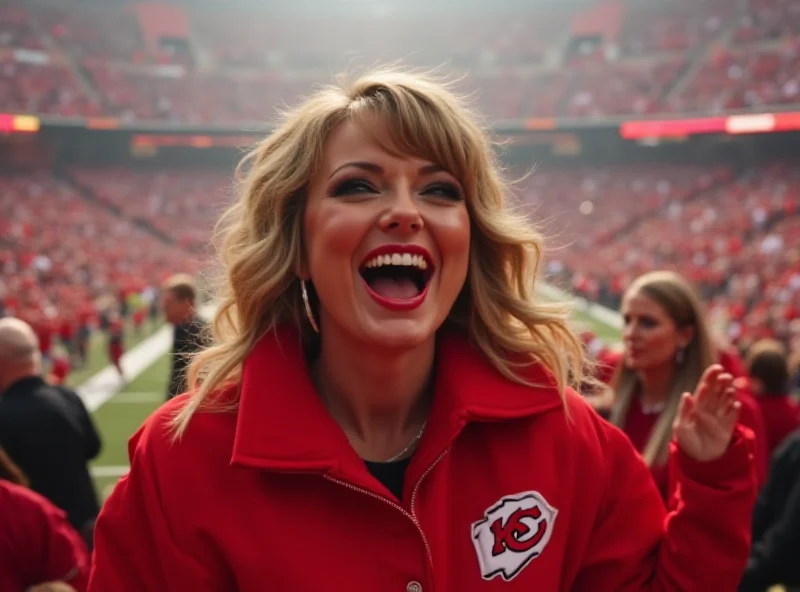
106,312,124,381
0,318,101,550
162,274,208,400
745,340,800,459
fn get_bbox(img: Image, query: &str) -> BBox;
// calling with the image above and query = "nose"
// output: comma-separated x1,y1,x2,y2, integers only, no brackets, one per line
622,321,637,342
378,184,423,235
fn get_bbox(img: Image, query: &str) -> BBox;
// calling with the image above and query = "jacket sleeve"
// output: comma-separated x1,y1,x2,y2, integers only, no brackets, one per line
574,423,757,592
738,463,800,591
736,391,768,488
88,425,230,591
11,484,90,592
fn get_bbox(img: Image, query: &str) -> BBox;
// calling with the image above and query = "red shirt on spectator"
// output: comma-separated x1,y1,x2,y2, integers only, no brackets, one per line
621,397,669,497
719,346,747,378
0,481,89,592
58,318,74,341
754,394,800,459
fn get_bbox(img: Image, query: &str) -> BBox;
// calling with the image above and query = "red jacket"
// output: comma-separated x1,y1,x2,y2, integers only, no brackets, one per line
90,327,756,591
0,481,89,592
734,390,769,485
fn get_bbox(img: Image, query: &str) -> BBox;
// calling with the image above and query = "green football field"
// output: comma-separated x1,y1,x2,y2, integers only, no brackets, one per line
88,304,621,501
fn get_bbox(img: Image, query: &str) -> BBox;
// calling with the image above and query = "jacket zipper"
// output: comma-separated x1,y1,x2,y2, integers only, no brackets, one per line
324,448,450,574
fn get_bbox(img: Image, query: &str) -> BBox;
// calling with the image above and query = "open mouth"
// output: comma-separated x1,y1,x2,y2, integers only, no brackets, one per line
358,248,435,305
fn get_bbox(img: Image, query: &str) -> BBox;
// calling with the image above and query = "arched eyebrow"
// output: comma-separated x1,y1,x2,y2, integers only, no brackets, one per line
328,162,445,179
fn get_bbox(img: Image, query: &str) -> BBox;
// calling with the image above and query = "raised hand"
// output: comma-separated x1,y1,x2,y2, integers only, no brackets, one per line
673,364,740,462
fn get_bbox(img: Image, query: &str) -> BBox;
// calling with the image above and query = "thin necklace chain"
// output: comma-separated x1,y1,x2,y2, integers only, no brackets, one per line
384,421,427,462
313,369,427,462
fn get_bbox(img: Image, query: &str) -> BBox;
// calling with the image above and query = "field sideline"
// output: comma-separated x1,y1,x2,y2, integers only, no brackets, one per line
86,289,623,501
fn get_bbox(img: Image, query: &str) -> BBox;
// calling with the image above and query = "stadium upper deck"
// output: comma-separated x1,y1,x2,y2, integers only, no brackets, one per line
1,0,799,123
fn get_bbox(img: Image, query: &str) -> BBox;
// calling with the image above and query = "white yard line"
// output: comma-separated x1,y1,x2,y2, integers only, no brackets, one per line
537,284,623,330
104,391,164,404
76,304,215,413
76,327,172,413
91,465,130,478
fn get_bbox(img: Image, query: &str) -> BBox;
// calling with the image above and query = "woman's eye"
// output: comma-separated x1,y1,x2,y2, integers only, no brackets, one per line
331,178,377,196
424,182,462,201
640,316,658,329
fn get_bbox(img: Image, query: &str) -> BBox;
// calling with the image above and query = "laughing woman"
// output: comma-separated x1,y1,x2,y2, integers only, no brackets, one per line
89,70,756,592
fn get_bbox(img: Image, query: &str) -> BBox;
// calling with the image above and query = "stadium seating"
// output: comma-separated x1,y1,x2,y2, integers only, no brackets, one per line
617,0,732,55
0,0,797,121
0,59,101,117
734,0,800,45
69,169,231,252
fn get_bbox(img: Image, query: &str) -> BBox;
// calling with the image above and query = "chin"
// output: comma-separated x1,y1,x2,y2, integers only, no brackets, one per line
624,356,643,370
361,317,439,351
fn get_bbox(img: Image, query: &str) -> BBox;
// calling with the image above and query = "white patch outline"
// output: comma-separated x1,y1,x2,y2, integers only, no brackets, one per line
470,490,558,582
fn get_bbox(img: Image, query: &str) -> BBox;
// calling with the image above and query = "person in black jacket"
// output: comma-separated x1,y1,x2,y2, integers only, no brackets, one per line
161,274,209,400
0,317,101,550
739,427,800,592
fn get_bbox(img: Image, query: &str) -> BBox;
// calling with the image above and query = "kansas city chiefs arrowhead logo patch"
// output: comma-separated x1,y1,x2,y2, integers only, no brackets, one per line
471,491,558,582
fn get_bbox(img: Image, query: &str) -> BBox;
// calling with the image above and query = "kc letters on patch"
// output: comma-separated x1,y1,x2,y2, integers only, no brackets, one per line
471,491,558,582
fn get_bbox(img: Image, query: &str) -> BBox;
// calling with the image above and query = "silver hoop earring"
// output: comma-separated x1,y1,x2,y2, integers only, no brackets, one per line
676,348,685,365
301,280,319,333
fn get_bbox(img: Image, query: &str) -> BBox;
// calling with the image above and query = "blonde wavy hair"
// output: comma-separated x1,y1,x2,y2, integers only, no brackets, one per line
610,271,716,466
172,68,586,437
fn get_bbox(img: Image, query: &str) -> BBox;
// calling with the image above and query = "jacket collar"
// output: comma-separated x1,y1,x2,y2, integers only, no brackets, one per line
230,324,563,479
1,375,46,398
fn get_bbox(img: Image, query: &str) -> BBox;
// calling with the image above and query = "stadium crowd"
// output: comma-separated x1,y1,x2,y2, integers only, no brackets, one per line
0,0,799,122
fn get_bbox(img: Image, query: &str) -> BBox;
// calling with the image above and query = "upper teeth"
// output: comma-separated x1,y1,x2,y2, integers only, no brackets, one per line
363,253,429,270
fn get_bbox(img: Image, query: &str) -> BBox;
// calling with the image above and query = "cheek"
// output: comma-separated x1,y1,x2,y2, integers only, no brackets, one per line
647,329,677,357
433,208,471,278
305,204,368,272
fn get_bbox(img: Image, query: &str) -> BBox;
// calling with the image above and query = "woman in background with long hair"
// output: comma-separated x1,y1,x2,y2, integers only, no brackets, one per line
609,270,768,500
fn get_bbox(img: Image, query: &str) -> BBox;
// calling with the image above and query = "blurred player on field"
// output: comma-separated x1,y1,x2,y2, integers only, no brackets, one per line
48,356,71,387
132,306,146,337
107,313,124,381
75,302,95,370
